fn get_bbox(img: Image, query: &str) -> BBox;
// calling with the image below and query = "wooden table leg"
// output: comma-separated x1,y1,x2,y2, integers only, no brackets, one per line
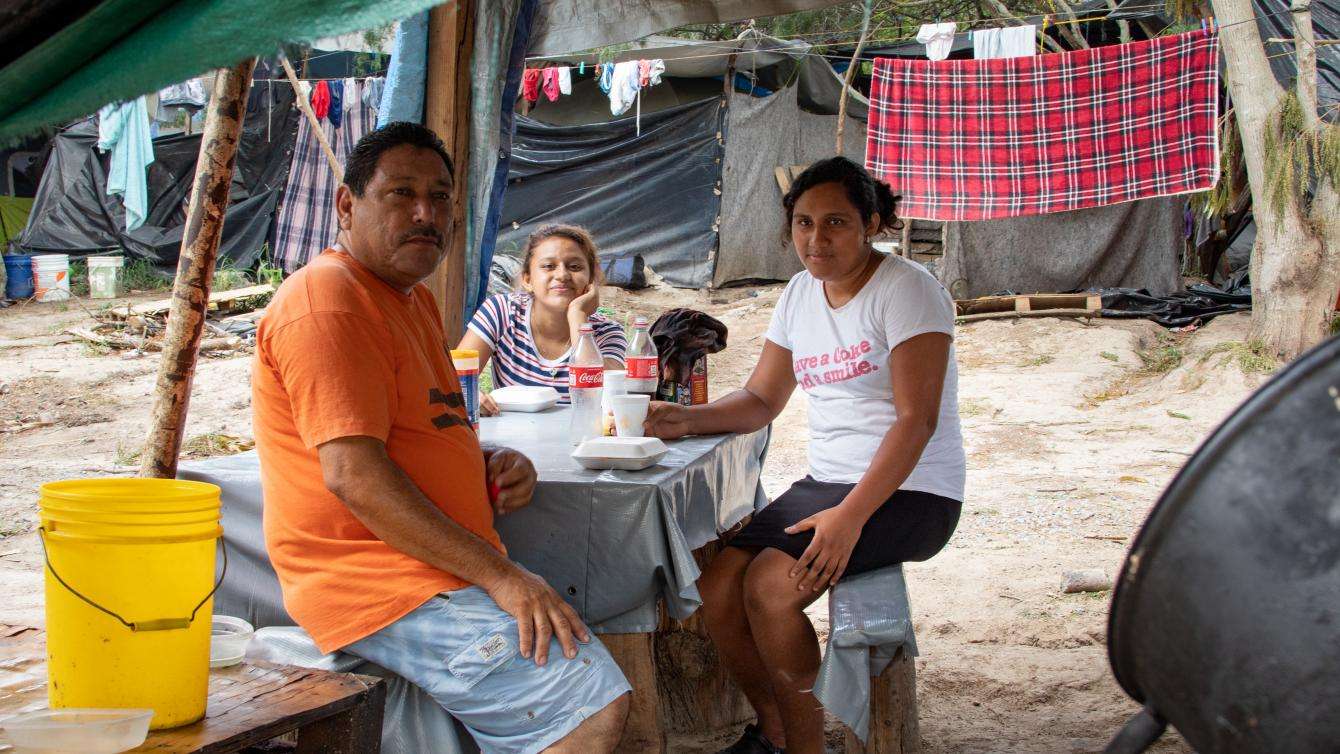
295,678,387,753
602,632,666,754
844,646,920,754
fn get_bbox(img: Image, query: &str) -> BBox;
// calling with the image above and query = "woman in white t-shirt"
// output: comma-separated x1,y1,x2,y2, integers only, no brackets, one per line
645,157,964,754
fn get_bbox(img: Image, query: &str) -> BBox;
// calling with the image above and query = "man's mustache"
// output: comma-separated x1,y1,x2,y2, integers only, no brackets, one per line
400,226,445,246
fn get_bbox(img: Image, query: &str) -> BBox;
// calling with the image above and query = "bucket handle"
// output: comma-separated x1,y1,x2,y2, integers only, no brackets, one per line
37,527,228,632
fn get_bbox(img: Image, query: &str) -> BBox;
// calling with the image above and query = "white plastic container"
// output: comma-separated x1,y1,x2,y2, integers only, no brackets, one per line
0,708,152,753
86,256,124,300
611,394,651,438
210,615,255,668
32,254,70,302
489,385,561,413
572,436,668,471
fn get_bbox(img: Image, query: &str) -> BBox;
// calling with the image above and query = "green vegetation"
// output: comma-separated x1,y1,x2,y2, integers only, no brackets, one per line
122,259,172,292
1198,340,1280,374
1019,353,1054,367
1136,341,1184,375
1262,91,1340,220
1099,351,1119,362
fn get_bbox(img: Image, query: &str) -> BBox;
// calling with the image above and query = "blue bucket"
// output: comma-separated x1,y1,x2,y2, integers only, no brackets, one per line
3,255,34,299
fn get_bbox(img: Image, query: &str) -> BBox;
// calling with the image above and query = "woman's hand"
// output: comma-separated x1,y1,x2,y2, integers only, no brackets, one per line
567,269,604,327
785,505,867,592
644,401,692,440
480,392,500,417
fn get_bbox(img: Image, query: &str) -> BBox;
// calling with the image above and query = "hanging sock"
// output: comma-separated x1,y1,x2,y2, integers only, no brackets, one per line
311,80,331,121
916,22,957,61
327,80,344,128
542,67,560,101
557,66,572,96
522,69,541,102
598,62,614,94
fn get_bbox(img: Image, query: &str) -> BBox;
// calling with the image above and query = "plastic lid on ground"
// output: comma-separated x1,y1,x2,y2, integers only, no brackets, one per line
0,708,153,753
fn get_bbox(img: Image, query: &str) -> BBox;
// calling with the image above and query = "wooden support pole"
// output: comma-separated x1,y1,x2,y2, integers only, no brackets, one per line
835,0,873,155
424,0,475,341
279,53,343,181
140,59,256,479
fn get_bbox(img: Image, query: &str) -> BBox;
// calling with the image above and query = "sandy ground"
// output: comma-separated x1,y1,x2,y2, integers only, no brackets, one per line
0,285,1274,753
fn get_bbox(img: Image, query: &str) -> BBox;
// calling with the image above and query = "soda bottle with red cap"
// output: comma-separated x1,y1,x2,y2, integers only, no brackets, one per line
625,316,659,397
569,322,604,445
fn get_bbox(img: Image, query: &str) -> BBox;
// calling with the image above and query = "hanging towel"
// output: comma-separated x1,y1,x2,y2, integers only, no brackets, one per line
273,81,379,272
916,23,957,61
579,61,585,75
557,66,572,95
362,76,386,115
866,29,1220,221
522,69,541,102
378,10,427,127
646,59,665,86
598,62,613,94
973,26,1036,59
96,97,155,231
343,78,358,113
609,60,640,116
311,80,330,121
542,67,560,101
327,80,344,128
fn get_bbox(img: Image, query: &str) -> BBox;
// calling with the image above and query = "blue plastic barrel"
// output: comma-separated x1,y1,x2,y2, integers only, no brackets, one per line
3,255,34,299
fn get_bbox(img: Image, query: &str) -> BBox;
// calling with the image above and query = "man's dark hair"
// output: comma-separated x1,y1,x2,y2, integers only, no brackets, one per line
343,122,454,197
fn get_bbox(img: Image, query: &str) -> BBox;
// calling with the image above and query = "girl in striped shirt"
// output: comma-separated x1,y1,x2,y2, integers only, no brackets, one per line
459,224,626,415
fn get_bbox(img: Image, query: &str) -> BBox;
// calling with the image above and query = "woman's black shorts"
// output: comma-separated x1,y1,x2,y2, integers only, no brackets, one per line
728,476,961,576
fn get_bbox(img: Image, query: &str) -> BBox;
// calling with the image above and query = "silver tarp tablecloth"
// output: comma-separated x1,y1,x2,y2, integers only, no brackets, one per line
180,406,769,634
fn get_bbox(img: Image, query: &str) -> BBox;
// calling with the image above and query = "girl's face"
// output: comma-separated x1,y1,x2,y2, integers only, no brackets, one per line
789,181,879,282
523,237,593,310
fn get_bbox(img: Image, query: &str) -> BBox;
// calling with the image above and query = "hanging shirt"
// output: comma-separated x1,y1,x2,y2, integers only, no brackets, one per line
598,62,614,94
96,97,155,232
327,80,344,128
311,80,331,121
541,67,560,102
609,60,641,116
362,77,386,115
557,66,572,96
297,80,312,101
916,22,958,61
522,69,541,102
972,25,1036,59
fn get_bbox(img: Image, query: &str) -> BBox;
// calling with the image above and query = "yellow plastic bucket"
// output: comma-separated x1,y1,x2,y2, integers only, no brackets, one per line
38,478,223,730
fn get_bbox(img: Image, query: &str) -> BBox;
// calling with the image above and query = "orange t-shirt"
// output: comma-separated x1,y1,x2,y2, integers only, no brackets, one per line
252,249,503,653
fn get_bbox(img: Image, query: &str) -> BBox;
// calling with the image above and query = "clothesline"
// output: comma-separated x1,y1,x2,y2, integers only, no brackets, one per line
254,76,385,83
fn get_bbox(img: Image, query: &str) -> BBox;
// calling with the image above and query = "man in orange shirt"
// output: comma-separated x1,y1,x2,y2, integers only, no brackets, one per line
252,122,629,754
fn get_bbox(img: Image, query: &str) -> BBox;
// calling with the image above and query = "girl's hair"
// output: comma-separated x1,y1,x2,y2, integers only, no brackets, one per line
781,156,902,240
518,224,601,288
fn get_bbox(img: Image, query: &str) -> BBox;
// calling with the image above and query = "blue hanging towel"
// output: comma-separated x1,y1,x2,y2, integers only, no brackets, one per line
598,62,613,94
328,80,344,128
97,97,154,231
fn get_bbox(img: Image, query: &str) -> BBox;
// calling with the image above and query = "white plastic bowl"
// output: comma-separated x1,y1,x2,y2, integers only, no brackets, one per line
1,708,152,753
210,615,254,668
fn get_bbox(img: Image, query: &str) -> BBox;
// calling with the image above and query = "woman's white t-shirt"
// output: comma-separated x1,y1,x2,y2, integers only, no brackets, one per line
765,254,965,501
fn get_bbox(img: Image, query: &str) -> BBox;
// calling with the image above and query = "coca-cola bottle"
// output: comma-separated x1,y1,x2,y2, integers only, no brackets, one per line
625,316,659,396
569,323,604,445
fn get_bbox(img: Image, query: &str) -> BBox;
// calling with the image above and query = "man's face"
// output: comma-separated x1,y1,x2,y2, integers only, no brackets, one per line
336,144,453,291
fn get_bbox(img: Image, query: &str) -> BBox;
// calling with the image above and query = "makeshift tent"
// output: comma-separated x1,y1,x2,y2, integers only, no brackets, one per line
17,74,300,267
497,30,869,288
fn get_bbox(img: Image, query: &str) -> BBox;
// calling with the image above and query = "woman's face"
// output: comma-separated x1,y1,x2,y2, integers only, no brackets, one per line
524,237,592,310
790,181,879,282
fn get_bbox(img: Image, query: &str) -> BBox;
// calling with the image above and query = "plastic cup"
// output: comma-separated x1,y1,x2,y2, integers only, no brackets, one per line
612,394,651,437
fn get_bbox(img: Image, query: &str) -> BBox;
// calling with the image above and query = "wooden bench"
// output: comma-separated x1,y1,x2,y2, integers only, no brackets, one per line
0,625,386,753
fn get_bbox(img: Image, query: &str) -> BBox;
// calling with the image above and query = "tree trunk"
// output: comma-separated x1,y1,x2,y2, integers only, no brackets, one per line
1212,0,1340,359
140,60,255,478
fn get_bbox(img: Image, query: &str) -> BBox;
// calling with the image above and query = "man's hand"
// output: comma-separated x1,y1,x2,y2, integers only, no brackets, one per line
485,448,536,515
485,566,590,665
644,401,692,439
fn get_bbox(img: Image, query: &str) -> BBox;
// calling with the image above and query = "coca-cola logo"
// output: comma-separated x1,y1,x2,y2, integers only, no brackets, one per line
570,367,603,387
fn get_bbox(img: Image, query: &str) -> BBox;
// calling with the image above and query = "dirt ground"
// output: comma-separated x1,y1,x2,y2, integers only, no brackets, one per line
0,284,1274,753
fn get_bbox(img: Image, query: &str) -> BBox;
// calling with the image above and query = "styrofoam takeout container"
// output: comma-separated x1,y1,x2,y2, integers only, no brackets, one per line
489,385,561,413
571,436,668,471
0,708,152,753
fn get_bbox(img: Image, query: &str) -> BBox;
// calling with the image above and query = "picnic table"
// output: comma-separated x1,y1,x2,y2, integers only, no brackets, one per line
181,406,771,753
0,625,386,753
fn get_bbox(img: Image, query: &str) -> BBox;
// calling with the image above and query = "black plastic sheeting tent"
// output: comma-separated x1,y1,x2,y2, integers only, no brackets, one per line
497,98,724,288
18,70,301,268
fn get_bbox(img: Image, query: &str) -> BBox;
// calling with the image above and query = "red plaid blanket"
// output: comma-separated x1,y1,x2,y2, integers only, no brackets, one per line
866,30,1219,221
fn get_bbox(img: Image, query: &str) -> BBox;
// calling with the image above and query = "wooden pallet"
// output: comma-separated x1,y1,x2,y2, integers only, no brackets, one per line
107,284,275,319
955,293,1102,318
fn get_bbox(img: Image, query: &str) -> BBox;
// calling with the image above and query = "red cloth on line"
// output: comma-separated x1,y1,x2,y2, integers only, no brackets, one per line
865,29,1220,221
638,59,651,86
522,69,541,102
542,67,560,101
310,80,330,121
